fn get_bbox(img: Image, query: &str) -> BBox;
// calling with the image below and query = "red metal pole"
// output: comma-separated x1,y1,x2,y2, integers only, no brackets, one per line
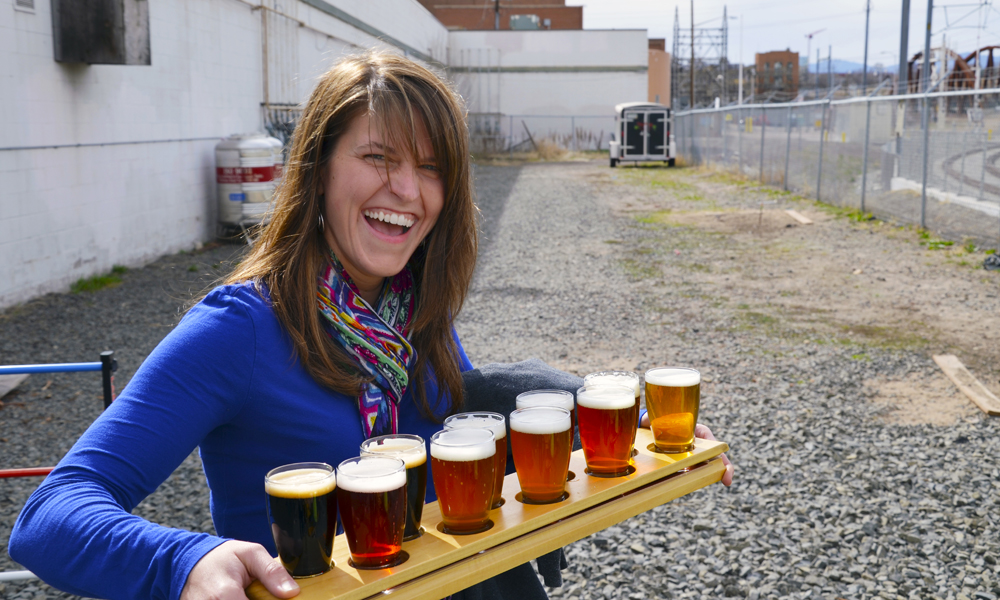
0,467,54,478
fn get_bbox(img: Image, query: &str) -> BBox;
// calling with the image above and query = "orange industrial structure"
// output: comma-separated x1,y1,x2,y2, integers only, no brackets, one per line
755,49,799,100
648,39,671,106
416,0,582,30
906,45,1000,93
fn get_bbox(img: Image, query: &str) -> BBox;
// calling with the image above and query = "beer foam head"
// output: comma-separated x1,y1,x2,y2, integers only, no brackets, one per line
515,390,574,412
430,428,496,461
444,412,507,439
644,367,701,387
510,407,571,435
584,371,640,396
576,386,635,410
337,456,406,493
265,466,336,498
361,435,427,468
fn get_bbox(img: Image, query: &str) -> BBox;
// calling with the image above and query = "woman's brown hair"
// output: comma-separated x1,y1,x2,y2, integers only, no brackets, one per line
225,50,477,419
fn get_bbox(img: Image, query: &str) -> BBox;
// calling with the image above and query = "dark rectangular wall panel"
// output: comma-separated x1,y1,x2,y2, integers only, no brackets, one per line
52,0,149,65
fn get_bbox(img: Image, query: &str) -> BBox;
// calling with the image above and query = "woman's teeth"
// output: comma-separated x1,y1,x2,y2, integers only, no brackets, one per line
364,210,414,228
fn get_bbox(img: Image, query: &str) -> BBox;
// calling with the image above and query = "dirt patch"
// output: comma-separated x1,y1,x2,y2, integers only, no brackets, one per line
867,372,980,426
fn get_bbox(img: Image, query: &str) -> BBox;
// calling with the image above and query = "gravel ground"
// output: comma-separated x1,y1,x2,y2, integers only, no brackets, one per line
2,159,999,600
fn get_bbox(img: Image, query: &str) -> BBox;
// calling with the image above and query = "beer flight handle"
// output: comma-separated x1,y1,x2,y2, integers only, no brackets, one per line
247,432,728,600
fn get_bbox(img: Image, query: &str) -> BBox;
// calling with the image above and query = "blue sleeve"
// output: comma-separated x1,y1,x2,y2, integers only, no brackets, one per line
453,326,474,372
8,288,260,600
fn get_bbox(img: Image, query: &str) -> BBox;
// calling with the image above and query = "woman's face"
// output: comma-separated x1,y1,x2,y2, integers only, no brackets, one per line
322,113,445,302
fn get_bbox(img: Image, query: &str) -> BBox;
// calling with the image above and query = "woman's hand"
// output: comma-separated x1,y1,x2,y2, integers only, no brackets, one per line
180,540,300,600
638,414,734,487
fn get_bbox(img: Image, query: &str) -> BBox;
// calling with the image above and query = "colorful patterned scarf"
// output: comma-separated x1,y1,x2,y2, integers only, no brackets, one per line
317,252,416,438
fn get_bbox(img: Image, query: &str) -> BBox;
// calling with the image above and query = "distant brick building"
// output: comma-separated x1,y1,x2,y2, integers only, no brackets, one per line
648,39,671,106
755,49,799,99
416,0,582,30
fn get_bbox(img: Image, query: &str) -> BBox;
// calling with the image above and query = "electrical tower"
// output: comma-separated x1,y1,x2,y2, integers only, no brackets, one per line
671,5,729,110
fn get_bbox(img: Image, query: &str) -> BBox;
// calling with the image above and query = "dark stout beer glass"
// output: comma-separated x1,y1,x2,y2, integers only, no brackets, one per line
336,456,407,569
360,434,427,541
644,367,701,453
576,384,638,477
430,428,496,534
264,462,338,578
583,370,641,454
443,412,507,509
515,389,576,435
509,406,572,504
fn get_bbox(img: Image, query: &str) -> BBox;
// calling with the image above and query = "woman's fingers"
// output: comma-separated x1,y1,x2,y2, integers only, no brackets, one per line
180,541,300,600
695,423,734,487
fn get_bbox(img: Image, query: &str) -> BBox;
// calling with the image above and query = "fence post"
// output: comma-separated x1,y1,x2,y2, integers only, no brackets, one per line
759,107,766,183
784,106,792,191
861,96,872,213
980,131,987,201
738,108,744,175
920,94,931,229
509,115,514,158
571,116,577,152
958,131,967,197
817,101,829,201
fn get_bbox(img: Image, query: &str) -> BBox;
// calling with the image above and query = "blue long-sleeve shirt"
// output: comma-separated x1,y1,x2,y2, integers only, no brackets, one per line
9,283,472,600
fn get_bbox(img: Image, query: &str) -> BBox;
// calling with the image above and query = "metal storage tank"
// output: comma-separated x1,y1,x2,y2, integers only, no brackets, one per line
215,134,278,230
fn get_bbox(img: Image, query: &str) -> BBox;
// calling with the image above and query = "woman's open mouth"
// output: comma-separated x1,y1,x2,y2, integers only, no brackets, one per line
364,209,414,237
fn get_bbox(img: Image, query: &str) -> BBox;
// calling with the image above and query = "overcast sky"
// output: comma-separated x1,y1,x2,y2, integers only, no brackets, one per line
565,0,998,69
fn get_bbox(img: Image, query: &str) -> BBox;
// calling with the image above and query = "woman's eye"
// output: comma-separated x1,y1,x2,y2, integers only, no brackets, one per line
420,164,442,175
364,154,386,162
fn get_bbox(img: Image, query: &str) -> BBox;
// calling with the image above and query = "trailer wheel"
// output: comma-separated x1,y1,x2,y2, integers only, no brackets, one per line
610,158,618,168
668,158,676,167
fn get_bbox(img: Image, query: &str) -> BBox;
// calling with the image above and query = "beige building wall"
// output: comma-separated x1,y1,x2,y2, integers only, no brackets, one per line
648,49,671,106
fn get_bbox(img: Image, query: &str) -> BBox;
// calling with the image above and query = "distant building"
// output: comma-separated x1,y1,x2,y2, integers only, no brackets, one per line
755,49,799,100
416,0,582,30
648,39,671,106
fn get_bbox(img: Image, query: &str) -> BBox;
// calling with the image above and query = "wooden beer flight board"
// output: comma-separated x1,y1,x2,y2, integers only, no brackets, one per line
248,430,728,600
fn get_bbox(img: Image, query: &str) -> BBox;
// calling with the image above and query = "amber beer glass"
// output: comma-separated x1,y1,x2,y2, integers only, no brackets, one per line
584,370,640,453
444,412,507,509
515,389,576,434
360,434,427,541
576,385,637,477
336,456,407,569
509,406,573,503
644,367,701,453
264,462,338,578
430,428,496,534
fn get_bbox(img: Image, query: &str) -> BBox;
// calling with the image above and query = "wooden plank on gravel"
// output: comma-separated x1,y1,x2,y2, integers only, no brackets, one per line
785,209,813,225
933,354,1000,416
0,374,29,400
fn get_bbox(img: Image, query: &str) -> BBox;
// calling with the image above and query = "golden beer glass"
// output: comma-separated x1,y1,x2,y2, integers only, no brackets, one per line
515,389,576,434
583,370,640,455
429,428,496,534
509,406,573,504
576,384,637,477
444,412,508,509
643,367,700,453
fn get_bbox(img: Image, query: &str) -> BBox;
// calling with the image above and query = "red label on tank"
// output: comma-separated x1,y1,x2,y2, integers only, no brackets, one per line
216,166,275,184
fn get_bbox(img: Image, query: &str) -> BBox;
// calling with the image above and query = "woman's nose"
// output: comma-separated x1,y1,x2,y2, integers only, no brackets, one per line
388,163,420,202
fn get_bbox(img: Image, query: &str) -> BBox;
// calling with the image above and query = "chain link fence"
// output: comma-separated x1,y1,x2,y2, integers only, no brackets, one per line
675,89,1000,249
471,114,616,156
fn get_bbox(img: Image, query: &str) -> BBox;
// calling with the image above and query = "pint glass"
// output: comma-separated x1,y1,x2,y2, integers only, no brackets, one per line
336,456,407,569
576,385,638,477
430,428,496,534
583,370,640,453
444,412,507,509
515,389,576,434
644,367,701,453
265,462,338,578
360,434,427,541
509,406,573,504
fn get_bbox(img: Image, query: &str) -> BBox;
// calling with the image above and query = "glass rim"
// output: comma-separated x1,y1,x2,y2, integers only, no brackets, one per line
336,455,405,478
444,411,505,423
360,433,425,455
430,427,495,447
515,389,574,400
264,461,334,483
583,370,640,381
576,384,636,398
644,366,701,385
509,405,571,419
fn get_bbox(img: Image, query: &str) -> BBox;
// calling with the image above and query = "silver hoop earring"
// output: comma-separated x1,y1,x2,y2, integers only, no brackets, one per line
317,213,325,232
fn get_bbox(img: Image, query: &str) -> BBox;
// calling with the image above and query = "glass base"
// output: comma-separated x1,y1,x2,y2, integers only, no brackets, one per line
490,497,506,509
584,464,637,478
349,550,409,571
402,527,425,542
647,442,694,454
438,520,494,536
516,490,570,505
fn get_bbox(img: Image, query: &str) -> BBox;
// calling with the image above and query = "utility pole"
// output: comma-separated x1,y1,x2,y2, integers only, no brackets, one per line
815,48,820,98
828,45,832,96
919,0,933,228
494,0,499,30
690,0,695,109
898,0,910,94
862,0,871,95
739,14,743,105
804,29,825,98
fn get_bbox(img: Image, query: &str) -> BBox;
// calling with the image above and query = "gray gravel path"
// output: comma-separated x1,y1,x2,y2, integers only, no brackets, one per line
2,160,999,600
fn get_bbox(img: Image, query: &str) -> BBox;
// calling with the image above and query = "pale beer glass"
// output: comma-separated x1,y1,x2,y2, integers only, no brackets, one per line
643,367,701,453
444,412,508,508
509,406,573,504
264,462,338,578
430,428,496,534
515,389,576,435
360,434,427,541
583,370,641,454
576,384,637,477
336,456,408,569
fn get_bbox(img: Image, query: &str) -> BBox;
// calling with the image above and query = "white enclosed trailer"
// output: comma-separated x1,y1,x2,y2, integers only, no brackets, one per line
608,102,674,167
